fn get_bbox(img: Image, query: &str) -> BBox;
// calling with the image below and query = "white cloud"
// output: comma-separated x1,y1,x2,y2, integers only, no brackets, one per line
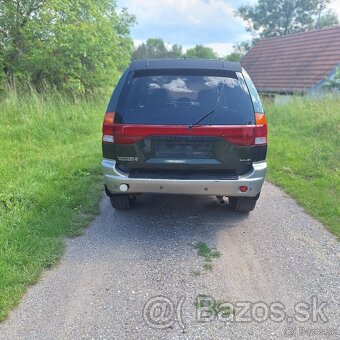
133,39,144,48
205,42,235,56
329,0,340,18
124,0,237,24
187,15,201,25
118,0,250,48
122,0,339,59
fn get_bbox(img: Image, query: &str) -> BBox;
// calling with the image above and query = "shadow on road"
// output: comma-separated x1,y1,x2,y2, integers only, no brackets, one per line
94,194,251,258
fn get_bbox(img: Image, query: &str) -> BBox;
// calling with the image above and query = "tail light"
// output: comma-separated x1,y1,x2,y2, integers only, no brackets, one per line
254,113,267,145
102,112,267,146
102,111,115,143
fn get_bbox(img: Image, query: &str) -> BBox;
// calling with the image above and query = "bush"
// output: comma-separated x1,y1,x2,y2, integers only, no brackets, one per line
0,0,135,95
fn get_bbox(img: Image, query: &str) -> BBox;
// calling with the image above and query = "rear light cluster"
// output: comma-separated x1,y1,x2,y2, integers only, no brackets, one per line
102,111,115,143
254,112,268,145
102,111,267,146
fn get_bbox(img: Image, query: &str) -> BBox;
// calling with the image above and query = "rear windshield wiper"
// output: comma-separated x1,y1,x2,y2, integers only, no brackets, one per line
188,81,226,129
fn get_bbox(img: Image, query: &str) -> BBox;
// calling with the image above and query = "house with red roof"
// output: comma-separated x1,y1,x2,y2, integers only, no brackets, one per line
241,26,340,101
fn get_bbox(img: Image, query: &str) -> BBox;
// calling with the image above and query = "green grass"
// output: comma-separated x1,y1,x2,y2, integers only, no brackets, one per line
194,242,221,270
265,96,340,237
0,91,339,322
0,89,106,320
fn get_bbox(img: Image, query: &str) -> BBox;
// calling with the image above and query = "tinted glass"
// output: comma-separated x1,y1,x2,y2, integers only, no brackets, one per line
116,70,255,125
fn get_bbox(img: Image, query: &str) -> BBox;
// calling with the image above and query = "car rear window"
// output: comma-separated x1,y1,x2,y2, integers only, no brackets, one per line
116,69,255,125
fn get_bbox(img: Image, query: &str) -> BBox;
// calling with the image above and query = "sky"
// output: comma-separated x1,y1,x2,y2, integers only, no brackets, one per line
117,0,340,57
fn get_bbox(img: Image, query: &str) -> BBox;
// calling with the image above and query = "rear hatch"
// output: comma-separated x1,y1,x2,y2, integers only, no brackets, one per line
108,69,266,179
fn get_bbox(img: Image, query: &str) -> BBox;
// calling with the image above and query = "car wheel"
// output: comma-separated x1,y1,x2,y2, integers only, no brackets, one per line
109,194,136,210
229,196,258,212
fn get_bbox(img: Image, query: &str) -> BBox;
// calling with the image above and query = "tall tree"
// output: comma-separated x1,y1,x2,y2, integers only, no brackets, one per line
0,0,135,94
237,0,335,38
184,45,217,59
132,38,183,59
133,38,168,59
167,44,183,58
225,41,252,62
317,10,339,28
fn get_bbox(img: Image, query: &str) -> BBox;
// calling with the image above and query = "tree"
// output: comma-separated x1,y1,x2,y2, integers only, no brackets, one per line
0,0,135,94
317,10,339,28
184,45,217,59
133,38,168,59
236,0,335,38
225,41,252,62
132,38,183,59
323,67,340,91
167,44,183,58
132,39,219,60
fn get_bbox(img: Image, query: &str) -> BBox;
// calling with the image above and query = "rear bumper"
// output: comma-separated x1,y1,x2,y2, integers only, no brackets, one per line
102,159,267,197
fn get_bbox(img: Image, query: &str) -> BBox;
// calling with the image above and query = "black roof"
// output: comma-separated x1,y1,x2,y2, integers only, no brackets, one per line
129,59,242,72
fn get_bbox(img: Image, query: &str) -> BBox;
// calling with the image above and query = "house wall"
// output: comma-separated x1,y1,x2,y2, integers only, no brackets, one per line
260,92,298,106
261,90,338,106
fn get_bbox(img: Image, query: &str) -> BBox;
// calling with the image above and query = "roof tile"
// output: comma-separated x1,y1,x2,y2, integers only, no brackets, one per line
241,26,340,92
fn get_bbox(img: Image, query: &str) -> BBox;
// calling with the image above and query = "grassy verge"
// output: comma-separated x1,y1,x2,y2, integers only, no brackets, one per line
0,92,339,321
265,96,340,238
0,89,106,320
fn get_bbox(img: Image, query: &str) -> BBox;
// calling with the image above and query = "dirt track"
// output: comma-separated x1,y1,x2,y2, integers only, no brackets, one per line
0,182,339,339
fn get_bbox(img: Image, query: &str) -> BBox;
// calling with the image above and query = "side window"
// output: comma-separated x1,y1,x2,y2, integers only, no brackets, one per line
106,69,129,112
242,68,264,113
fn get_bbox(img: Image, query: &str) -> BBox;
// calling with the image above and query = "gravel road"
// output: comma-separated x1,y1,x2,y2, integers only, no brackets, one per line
0,182,339,340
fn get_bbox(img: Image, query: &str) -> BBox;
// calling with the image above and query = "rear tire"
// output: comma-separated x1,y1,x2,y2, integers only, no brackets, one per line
109,195,136,210
229,196,258,212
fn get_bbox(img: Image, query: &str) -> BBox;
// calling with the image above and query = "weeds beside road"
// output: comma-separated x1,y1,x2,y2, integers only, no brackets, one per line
0,90,105,320
266,97,340,237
